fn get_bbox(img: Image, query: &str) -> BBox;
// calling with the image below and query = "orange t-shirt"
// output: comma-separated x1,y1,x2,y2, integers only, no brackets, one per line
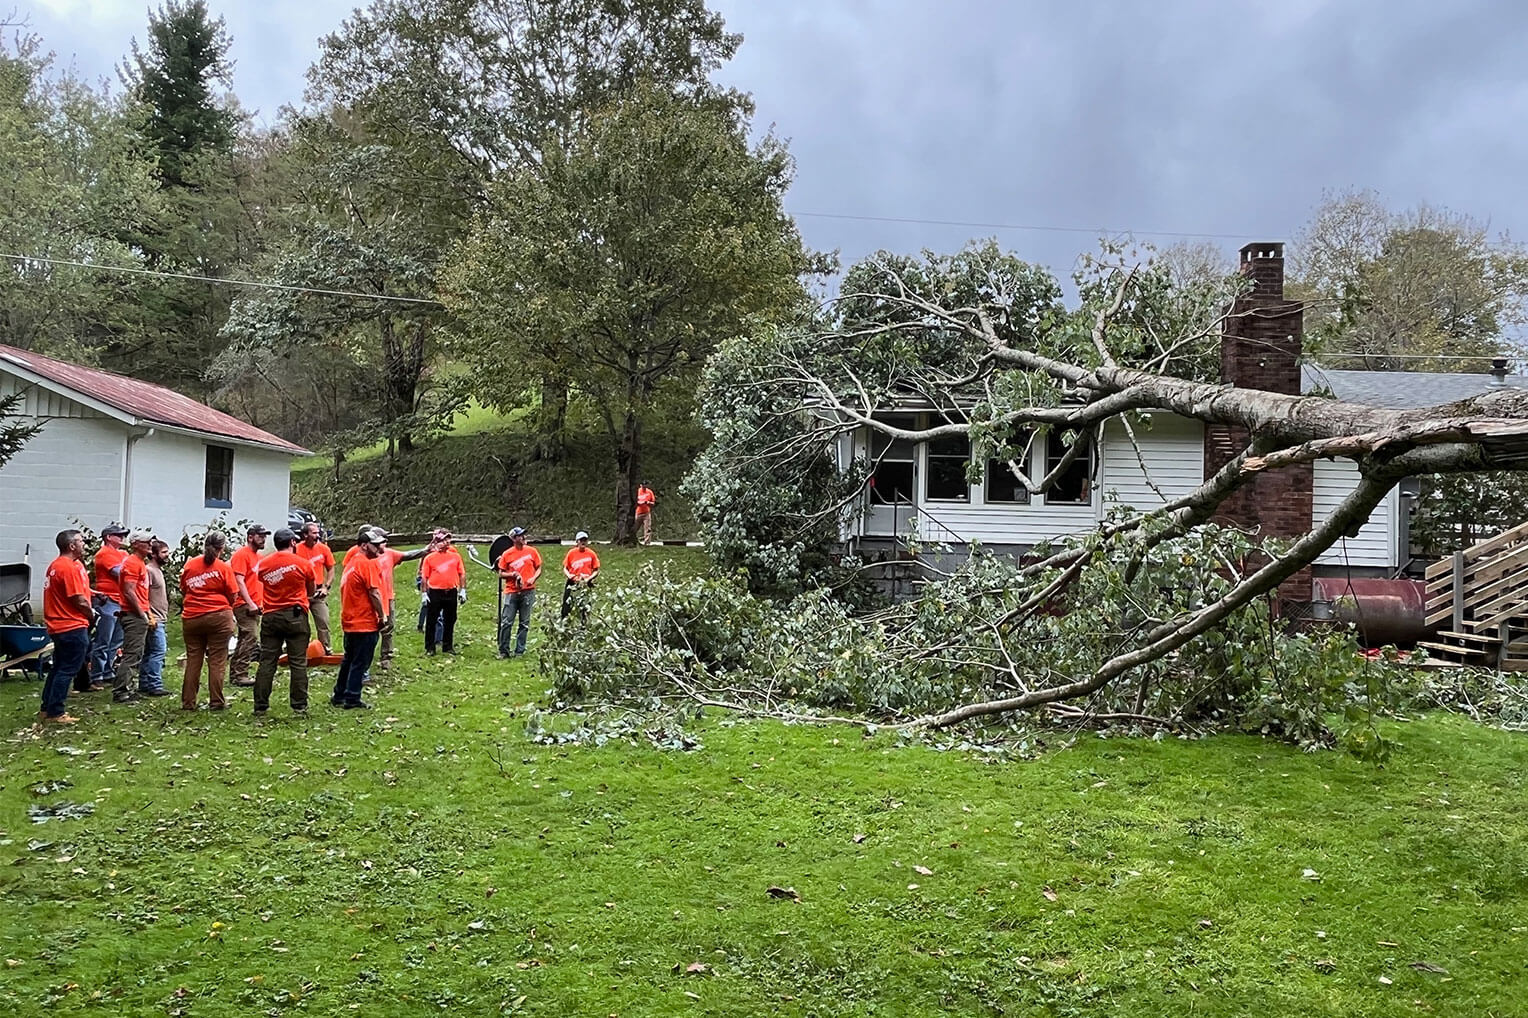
636,486,656,514
119,554,150,613
421,549,465,590
93,545,127,604
563,546,600,581
299,541,334,584
230,545,264,609
180,556,238,618
256,550,312,611
497,545,542,593
340,553,384,632
376,548,404,607
43,555,92,633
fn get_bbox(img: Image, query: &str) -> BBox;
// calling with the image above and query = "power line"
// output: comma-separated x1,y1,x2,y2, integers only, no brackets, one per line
792,210,1258,241
0,252,444,306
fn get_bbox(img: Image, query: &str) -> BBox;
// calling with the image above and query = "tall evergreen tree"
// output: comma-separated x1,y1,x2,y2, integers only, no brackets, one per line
122,0,235,188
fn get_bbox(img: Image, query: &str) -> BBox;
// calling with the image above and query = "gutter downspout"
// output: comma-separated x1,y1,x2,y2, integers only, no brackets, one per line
121,426,155,524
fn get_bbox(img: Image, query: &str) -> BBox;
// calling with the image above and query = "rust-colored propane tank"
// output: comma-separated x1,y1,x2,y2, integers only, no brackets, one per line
1311,577,1435,647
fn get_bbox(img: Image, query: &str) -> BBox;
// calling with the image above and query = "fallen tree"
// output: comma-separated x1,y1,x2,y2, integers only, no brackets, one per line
548,240,1528,743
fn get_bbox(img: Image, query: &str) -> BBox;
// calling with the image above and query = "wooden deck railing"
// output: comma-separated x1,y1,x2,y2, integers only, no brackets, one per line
1424,518,1528,632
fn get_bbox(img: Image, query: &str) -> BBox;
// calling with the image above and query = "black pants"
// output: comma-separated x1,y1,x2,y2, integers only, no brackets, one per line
425,588,458,652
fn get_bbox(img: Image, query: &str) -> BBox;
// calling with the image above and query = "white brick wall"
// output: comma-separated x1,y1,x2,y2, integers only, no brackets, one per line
1,382,296,604
0,414,126,602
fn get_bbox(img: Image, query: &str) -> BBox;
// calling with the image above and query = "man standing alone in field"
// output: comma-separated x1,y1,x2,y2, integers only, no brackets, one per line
635,481,657,544
298,522,335,651
229,524,269,687
40,529,92,724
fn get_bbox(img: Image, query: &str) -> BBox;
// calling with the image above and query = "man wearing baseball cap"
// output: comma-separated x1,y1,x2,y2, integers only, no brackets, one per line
113,529,165,702
496,526,541,656
252,528,317,714
228,524,269,687
333,527,386,709
85,523,130,691
561,531,600,620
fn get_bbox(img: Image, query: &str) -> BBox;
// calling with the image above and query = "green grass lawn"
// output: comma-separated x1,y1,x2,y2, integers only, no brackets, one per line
2,547,1526,1016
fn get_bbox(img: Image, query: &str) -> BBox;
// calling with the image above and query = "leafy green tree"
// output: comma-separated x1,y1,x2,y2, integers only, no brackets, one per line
0,34,161,361
444,84,819,540
293,0,741,456
1293,189,1528,370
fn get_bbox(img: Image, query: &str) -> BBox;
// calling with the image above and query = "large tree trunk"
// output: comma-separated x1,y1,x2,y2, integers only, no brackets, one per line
532,374,569,461
613,408,643,544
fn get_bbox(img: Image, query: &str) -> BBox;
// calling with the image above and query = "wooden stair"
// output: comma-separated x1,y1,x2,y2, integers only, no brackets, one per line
1423,519,1528,668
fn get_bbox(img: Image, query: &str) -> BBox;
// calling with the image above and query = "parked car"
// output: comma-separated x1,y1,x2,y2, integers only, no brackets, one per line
287,507,331,541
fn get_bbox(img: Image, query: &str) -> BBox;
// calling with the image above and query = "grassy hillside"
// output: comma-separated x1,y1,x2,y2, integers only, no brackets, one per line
2,546,1526,1016
292,405,707,540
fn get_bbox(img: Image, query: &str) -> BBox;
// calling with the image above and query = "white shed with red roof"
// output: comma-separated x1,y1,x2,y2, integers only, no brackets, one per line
0,343,309,603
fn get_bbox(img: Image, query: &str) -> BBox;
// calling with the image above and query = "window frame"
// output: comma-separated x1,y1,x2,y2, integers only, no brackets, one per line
924,432,972,503
1040,430,1094,506
204,444,234,509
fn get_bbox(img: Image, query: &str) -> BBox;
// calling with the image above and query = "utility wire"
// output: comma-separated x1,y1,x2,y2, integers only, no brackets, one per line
0,252,444,306
792,210,1258,241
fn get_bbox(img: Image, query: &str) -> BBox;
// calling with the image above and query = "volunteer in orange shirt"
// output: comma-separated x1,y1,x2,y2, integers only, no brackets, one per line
85,523,130,691
420,535,466,655
179,531,238,711
635,481,657,544
252,528,317,714
113,529,161,703
298,522,336,651
342,525,425,674
333,527,387,710
496,526,542,657
228,524,269,687
40,528,93,724
561,530,601,620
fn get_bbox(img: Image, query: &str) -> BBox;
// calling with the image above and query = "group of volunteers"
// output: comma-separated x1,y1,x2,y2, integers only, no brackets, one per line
35,518,609,724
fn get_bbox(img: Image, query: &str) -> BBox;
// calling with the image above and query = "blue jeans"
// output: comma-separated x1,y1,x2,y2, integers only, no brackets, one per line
88,599,123,684
42,628,90,717
500,590,536,655
140,621,167,691
333,630,379,706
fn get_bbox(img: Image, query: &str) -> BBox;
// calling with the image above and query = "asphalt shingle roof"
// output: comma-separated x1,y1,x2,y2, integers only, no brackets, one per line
1300,364,1528,410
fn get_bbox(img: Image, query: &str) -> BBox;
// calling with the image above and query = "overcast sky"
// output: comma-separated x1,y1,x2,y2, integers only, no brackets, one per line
17,0,1528,280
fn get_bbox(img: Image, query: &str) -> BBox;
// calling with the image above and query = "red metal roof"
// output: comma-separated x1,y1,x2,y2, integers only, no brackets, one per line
0,343,308,455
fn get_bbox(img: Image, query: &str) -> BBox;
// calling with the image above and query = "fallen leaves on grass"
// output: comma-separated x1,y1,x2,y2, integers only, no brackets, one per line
766,885,800,903
1409,961,1449,975
673,961,709,975
1041,886,1058,902
913,865,933,877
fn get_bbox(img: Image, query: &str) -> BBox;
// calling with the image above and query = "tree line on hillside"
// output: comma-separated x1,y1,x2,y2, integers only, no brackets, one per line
4,1,1528,541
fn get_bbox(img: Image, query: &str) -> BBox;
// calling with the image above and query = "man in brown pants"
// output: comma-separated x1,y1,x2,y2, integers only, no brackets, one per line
228,524,268,687
251,528,315,714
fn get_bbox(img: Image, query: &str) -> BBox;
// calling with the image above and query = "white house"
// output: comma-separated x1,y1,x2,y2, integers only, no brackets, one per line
0,343,308,604
839,243,1527,592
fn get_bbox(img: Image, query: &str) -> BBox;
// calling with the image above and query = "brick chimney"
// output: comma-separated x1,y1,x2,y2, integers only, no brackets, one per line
1204,242,1314,603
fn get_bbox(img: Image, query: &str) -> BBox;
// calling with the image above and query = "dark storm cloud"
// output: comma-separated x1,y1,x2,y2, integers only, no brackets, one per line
21,0,1528,280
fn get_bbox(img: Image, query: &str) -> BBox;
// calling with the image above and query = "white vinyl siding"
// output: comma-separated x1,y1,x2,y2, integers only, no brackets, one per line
1313,458,1399,569
1098,415,1205,512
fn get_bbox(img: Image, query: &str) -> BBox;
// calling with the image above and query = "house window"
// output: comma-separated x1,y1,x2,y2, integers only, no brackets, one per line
986,431,1034,504
925,434,971,502
1044,431,1092,505
868,428,915,506
205,445,234,508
